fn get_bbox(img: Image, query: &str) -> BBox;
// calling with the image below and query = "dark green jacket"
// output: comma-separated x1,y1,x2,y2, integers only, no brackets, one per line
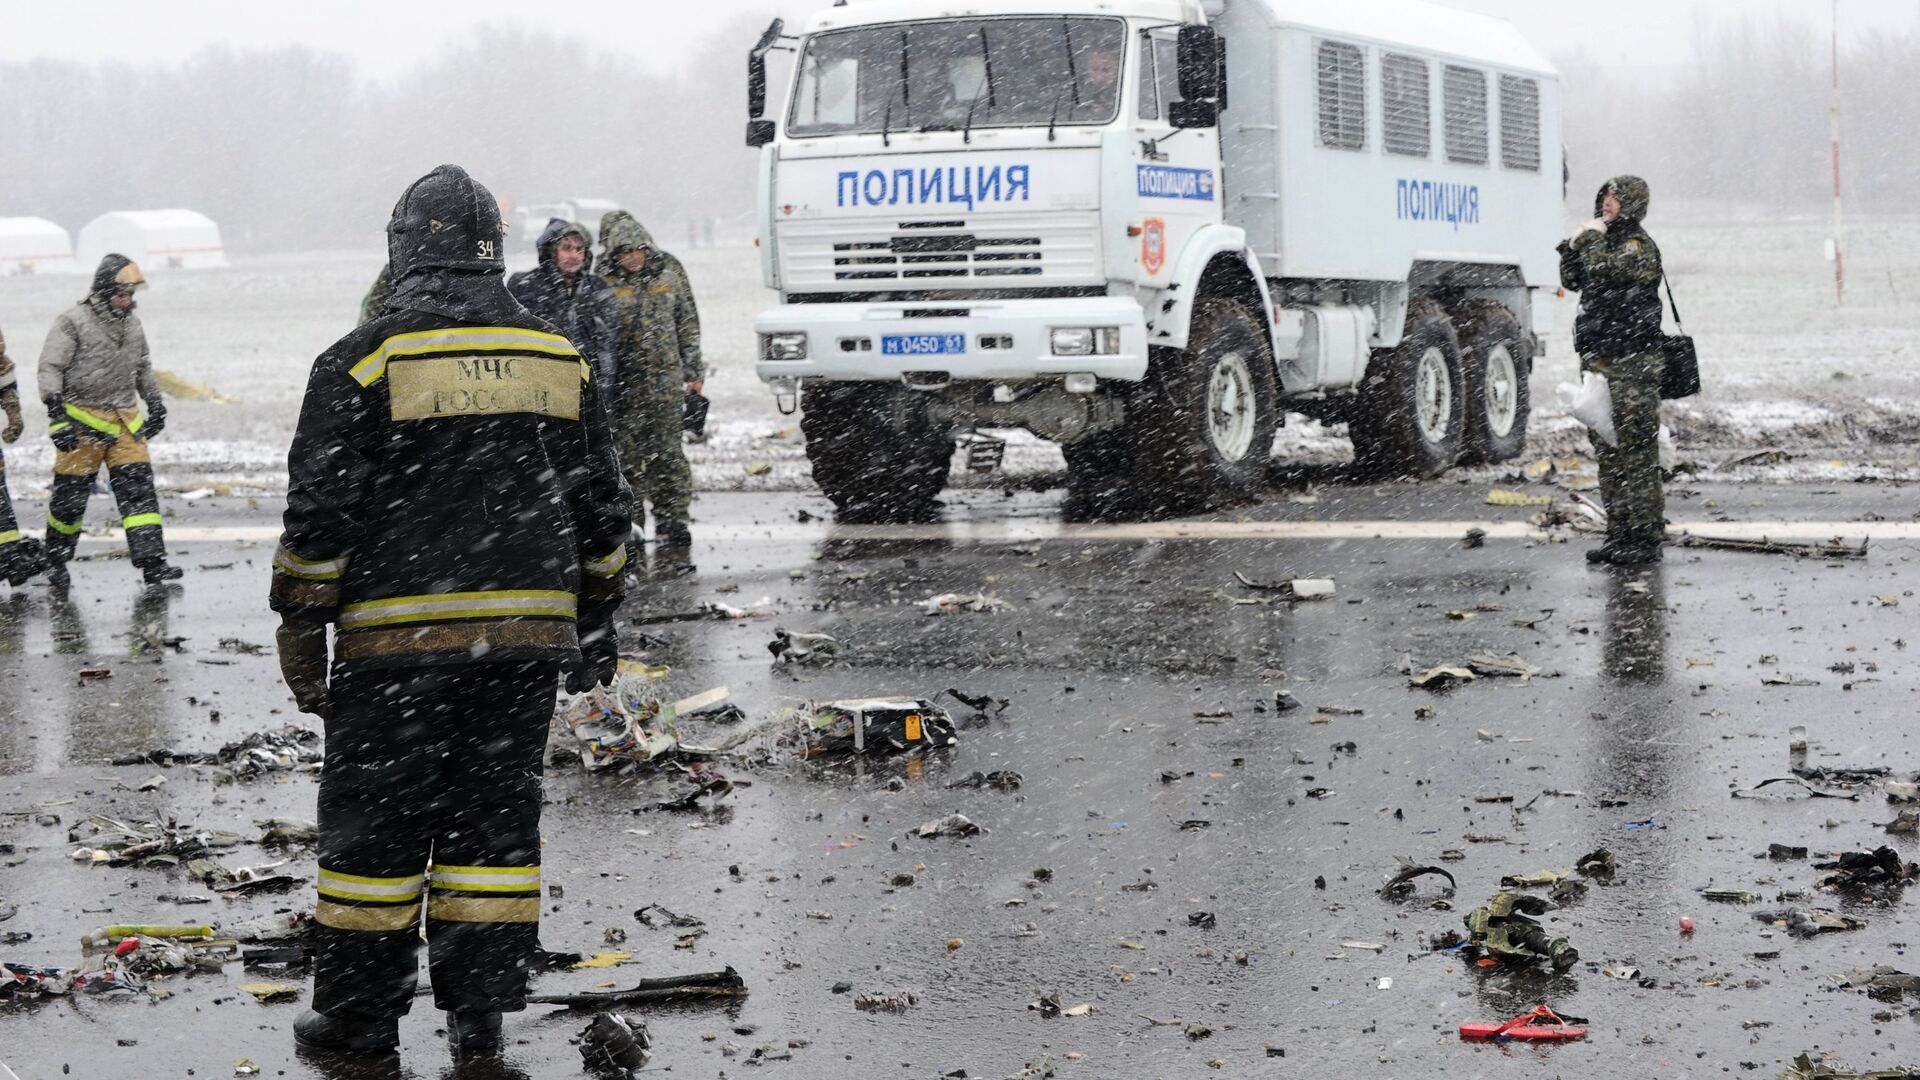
598,211,704,386
1559,174,1664,359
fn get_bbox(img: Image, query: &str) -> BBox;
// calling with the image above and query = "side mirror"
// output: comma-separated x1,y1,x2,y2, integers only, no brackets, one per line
1176,25,1220,103
748,18,785,119
746,118,777,148
1169,99,1218,130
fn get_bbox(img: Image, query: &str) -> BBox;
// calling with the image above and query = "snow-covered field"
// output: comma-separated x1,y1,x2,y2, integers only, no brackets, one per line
0,204,1913,495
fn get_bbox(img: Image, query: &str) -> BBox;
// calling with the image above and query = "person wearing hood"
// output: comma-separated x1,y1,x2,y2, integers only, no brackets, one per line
37,254,182,588
508,219,616,406
599,210,703,551
0,321,48,587
272,165,631,1059
357,262,393,327
1558,175,1667,566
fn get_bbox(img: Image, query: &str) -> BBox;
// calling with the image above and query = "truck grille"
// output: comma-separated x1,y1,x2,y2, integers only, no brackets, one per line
832,235,1042,280
778,213,1100,291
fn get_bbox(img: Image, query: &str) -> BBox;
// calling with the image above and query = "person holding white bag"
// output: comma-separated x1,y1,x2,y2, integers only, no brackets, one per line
1557,175,1667,566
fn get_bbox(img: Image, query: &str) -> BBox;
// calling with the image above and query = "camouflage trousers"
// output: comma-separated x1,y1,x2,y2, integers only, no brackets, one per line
1590,351,1666,548
612,377,693,527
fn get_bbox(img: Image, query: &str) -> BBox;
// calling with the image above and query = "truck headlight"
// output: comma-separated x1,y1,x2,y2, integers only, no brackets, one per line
1050,327,1121,356
763,332,808,361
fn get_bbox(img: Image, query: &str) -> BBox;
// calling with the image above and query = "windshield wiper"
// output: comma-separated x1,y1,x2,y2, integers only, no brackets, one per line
1062,18,1082,109
964,26,996,145
882,99,894,147
1047,92,1062,142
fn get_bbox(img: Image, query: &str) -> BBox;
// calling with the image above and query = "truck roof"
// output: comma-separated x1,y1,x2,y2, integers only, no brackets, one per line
1219,0,1555,76
803,0,1555,78
802,0,1202,35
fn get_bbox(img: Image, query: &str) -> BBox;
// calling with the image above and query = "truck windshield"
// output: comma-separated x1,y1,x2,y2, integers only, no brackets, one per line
788,16,1125,136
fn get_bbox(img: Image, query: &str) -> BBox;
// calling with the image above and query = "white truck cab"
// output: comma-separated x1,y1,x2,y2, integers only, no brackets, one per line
747,0,1562,520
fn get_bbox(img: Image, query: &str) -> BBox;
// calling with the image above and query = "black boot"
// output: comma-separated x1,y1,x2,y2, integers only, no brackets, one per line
293,1008,400,1053
140,561,185,585
447,1010,504,1056
656,520,692,548
45,560,70,592
1586,543,1661,566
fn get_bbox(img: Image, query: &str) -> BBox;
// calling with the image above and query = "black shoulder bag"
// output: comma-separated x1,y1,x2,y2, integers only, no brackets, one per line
1659,274,1700,400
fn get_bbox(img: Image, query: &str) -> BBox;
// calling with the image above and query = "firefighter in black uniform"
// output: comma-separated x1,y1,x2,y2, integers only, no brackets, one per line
272,165,631,1057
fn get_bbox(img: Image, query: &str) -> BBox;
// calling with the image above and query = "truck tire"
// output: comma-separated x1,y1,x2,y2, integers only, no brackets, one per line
1349,302,1466,478
1131,298,1279,515
1456,301,1532,465
800,382,952,523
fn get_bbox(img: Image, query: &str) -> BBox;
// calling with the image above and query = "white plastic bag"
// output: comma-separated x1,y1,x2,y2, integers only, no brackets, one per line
1565,372,1616,447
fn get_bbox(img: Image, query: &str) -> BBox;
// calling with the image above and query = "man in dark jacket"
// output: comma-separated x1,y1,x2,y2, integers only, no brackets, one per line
508,219,617,408
38,254,182,587
1558,175,1666,566
273,165,631,1058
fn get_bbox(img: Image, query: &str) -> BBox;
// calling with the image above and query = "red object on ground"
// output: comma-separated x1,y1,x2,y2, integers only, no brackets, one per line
1460,1005,1589,1041
114,938,141,958
1679,916,1696,934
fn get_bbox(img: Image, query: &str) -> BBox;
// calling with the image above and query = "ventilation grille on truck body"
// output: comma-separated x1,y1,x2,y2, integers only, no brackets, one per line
1382,53,1431,157
1443,64,1489,165
1499,74,1541,171
1316,40,1367,151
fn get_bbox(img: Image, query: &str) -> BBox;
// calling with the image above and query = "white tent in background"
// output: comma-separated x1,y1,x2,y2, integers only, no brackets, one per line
76,209,228,271
0,217,76,275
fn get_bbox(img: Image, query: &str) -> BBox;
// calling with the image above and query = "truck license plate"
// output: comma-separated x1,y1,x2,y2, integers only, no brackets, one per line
882,333,966,356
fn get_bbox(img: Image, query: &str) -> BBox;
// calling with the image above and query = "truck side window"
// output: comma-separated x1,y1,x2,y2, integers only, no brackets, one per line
1137,33,1160,120
1442,64,1488,165
1153,36,1181,114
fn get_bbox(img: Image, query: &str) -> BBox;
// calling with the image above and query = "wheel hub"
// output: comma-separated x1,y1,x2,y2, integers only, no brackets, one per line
1482,344,1519,439
1207,351,1258,461
1414,346,1454,444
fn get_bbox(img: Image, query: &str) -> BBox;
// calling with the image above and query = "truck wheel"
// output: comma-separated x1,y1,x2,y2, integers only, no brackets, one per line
1350,303,1466,477
801,382,952,523
1456,301,1532,465
1132,299,1279,515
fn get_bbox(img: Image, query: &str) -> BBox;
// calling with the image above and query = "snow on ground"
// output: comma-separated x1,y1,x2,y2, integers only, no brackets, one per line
0,204,1914,495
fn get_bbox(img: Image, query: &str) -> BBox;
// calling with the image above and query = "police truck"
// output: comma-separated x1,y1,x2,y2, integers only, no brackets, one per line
746,0,1562,518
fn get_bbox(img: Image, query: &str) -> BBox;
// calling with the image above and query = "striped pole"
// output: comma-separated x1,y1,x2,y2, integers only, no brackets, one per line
1830,0,1845,306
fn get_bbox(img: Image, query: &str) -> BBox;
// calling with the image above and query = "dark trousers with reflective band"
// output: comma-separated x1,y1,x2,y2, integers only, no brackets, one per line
1590,351,1667,549
45,412,165,567
0,456,34,581
313,660,558,1020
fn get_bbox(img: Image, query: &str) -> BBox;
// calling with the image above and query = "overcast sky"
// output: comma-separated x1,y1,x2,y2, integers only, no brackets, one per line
2,0,1911,76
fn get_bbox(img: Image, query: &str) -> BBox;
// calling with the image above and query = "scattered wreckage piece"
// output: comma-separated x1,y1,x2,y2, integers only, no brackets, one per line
1379,859,1456,899
1232,573,1336,600
580,1013,651,1075
1733,777,1859,801
1813,847,1917,889
1667,532,1868,559
783,698,958,756
527,966,748,1009
768,628,841,665
1459,1004,1588,1041
921,592,1011,615
1777,1053,1920,1080
1752,909,1868,937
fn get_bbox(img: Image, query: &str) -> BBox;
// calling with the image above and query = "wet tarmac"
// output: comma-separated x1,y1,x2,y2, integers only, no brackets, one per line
2,482,1919,1079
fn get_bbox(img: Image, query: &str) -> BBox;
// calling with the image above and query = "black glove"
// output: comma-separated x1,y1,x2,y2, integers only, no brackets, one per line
45,396,79,453
142,401,167,440
275,618,332,721
565,600,619,693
